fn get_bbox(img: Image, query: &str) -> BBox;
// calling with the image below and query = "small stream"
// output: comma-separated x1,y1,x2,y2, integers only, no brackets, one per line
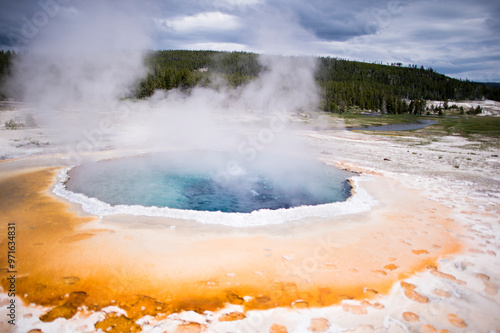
348,119,438,131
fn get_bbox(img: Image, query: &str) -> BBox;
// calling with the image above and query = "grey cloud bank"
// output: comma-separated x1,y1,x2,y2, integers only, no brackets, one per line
0,0,499,81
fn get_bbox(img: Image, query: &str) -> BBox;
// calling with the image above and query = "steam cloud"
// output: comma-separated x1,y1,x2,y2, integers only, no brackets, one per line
8,0,152,142
8,0,324,173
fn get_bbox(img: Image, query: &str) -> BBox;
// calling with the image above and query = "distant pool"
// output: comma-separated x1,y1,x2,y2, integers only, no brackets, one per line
348,119,437,131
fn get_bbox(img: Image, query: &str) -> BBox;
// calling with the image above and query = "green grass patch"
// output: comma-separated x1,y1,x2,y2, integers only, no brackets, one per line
4,119,24,129
328,112,500,139
423,116,500,138
338,113,423,128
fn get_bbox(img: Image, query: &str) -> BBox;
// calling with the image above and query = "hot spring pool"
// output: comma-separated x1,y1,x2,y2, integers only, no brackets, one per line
65,152,354,214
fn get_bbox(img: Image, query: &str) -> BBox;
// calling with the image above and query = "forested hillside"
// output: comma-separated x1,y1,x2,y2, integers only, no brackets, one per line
1,49,499,113
0,50,14,100
316,58,500,113
135,50,500,114
134,50,261,97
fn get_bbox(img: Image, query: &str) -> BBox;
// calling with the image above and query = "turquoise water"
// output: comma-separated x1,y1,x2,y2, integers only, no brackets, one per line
66,152,353,213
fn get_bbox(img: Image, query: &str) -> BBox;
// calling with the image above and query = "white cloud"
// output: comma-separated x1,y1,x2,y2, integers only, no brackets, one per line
161,11,242,33
213,0,264,9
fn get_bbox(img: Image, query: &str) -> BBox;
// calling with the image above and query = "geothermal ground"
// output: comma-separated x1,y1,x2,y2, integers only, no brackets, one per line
0,101,499,333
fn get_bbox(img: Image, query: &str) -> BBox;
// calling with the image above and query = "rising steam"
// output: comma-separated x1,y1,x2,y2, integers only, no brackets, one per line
8,1,323,170
8,1,152,142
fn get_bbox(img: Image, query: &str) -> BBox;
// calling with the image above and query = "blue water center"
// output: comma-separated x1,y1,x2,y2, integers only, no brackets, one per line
66,152,353,213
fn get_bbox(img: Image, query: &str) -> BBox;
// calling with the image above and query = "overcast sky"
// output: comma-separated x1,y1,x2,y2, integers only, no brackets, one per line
1,0,499,82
